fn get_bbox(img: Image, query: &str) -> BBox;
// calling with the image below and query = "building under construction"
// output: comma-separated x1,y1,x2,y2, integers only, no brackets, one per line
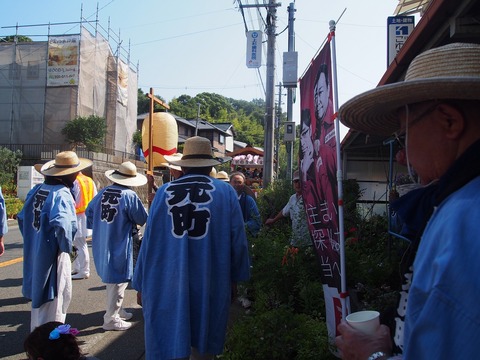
0,18,138,160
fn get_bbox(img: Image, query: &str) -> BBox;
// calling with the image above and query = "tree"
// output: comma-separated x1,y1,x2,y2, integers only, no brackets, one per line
137,89,167,114
0,35,32,43
62,115,107,151
0,147,22,194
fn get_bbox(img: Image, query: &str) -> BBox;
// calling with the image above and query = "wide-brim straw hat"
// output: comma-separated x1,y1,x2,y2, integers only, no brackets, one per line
339,42,480,136
216,170,230,181
41,151,92,176
162,153,183,171
105,161,147,187
34,163,44,174
168,136,231,168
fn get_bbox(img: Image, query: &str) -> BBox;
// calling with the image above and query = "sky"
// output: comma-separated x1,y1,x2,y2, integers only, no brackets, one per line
0,0,401,139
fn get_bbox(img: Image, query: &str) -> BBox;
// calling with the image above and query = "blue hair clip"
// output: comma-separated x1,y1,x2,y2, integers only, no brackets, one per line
49,324,79,340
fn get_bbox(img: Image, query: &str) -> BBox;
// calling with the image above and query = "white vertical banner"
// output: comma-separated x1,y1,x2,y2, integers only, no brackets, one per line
117,60,129,107
246,30,262,68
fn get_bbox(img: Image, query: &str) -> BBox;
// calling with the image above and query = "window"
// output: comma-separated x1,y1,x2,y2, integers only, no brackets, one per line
219,134,225,144
27,62,39,80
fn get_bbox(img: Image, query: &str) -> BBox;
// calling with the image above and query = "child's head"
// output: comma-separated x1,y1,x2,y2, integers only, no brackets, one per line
24,321,83,360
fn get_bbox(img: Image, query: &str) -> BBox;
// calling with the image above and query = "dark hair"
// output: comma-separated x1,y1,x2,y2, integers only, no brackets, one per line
24,321,84,360
314,63,329,89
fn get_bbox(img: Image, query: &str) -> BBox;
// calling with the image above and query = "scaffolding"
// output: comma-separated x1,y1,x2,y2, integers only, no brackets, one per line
0,8,138,158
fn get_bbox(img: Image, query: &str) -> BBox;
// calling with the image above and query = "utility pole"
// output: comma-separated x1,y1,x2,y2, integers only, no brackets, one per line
275,82,283,176
263,0,278,188
285,2,296,181
240,0,280,187
195,103,201,136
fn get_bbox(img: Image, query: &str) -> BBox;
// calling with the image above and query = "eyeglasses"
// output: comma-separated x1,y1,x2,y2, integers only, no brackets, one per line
293,179,300,183
394,101,438,148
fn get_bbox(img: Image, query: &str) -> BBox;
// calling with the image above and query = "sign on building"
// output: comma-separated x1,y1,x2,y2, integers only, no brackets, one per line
246,30,262,68
387,16,415,66
47,35,80,86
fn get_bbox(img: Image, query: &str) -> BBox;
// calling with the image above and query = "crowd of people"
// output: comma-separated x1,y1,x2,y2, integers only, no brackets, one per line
4,42,479,359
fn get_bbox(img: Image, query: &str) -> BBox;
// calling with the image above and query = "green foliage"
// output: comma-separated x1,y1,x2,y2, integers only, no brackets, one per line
167,92,268,147
61,115,107,151
223,307,334,360
132,130,142,148
137,89,166,114
5,197,23,219
0,35,32,42
222,179,402,357
0,147,22,192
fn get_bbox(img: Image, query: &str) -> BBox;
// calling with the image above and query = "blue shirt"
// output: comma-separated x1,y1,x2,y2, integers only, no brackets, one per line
0,187,7,236
86,184,147,284
238,192,261,237
18,183,77,308
404,176,480,359
132,174,250,359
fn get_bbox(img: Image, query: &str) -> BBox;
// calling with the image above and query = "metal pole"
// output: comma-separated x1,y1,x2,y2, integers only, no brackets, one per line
263,0,277,188
286,2,296,181
330,20,348,320
195,103,201,136
275,82,282,176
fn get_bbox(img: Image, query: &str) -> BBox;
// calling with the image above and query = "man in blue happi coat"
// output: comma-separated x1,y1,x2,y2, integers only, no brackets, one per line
18,151,92,331
133,136,251,360
86,161,148,331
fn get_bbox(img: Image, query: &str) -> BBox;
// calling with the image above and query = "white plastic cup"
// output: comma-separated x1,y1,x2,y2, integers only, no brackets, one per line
345,310,380,335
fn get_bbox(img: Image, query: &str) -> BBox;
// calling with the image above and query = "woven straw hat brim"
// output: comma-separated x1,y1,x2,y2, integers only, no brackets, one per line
169,157,226,168
105,170,147,187
41,158,92,176
339,42,480,136
339,78,480,136
160,162,182,171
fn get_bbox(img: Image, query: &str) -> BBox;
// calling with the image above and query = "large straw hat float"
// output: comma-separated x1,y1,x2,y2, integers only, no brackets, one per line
339,43,480,136
105,161,147,187
40,151,92,176
168,136,231,168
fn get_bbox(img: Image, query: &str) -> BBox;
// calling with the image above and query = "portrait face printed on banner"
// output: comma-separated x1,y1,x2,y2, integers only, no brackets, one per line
300,109,314,181
314,64,330,123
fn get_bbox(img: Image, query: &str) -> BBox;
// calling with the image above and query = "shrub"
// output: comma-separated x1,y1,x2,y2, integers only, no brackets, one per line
0,146,22,195
5,197,24,219
223,179,402,358
222,307,335,360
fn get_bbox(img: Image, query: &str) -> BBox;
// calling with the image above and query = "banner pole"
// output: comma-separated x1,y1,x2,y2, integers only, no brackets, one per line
329,20,348,320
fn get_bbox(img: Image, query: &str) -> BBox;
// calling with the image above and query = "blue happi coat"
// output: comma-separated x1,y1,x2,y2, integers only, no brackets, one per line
0,186,7,236
132,174,251,359
18,183,77,308
86,184,147,284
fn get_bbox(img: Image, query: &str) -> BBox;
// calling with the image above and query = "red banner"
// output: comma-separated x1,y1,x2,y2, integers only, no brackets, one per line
299,40,342,341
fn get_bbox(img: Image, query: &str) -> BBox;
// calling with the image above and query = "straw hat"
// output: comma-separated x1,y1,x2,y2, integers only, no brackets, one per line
40,151,92,176
162,153,183,171
105,161,147,187
209,167,217,178
339,43,480,136
34,163,44,174
216,171,230,181
168,136,231,168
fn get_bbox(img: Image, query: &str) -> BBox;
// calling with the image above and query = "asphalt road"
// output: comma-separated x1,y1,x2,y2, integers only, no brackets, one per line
0,220,146,360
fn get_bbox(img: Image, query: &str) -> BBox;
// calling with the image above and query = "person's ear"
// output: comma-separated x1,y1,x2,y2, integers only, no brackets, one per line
435,103,465,140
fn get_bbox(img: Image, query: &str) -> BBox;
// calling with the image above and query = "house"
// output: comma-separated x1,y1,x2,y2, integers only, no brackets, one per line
341,0,480,215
